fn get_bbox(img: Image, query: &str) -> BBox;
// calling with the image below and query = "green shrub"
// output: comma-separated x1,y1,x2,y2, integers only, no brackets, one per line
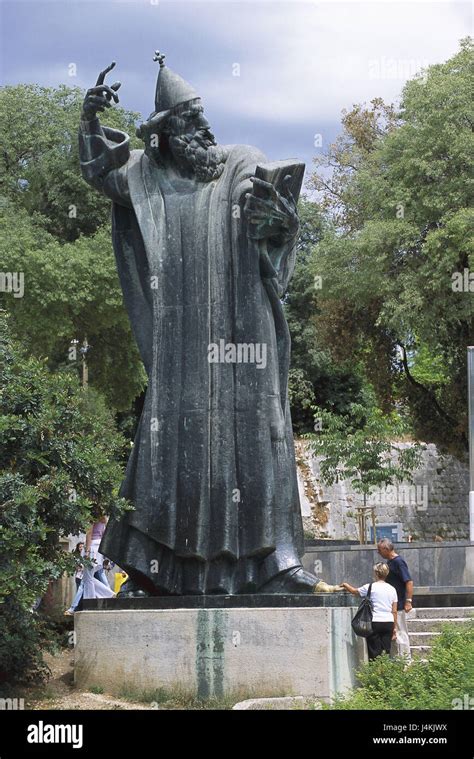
330,620,474,710
0,314,131,684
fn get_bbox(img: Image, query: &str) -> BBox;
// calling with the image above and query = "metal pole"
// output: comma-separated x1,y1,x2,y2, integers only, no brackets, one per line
468,348,474,541
82,337,89,389
363,492,367,545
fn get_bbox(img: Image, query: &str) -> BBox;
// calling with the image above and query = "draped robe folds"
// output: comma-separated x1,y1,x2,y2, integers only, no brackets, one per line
79,118,305,594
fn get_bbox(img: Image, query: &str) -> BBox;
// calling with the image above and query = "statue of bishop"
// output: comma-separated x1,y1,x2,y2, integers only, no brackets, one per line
79,54,322,595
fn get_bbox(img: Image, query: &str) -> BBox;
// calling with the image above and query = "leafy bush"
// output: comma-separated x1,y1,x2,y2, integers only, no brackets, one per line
329,620,474,710
0,314,132,684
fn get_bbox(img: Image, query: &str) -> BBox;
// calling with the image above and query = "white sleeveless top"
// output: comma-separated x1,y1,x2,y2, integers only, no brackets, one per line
358,581,398,622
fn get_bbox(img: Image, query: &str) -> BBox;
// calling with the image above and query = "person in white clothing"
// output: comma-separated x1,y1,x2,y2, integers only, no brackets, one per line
64,515,115,615
82,514,115,600
342,563,398,661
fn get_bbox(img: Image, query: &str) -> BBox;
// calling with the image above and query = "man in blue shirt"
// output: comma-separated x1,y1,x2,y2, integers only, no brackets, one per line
377,538,414,660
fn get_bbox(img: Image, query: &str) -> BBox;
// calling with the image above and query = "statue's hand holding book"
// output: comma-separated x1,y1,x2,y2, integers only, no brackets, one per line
244,161,303,242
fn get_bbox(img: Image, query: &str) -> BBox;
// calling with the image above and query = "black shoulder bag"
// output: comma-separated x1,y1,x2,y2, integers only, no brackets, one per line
351,583,374,637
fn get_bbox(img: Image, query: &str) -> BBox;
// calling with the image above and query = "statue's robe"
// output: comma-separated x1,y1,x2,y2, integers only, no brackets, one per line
79,118,304,594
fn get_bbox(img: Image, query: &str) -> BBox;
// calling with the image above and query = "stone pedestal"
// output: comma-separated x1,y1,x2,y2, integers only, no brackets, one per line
74,594,365,701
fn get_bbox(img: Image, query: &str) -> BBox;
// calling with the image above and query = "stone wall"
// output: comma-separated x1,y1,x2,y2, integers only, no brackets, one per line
296,440,470,542
302,542,474,590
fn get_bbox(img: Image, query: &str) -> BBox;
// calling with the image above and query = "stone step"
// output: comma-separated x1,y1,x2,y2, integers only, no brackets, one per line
407,617,472,632
408,631,442,647
413,607,474,619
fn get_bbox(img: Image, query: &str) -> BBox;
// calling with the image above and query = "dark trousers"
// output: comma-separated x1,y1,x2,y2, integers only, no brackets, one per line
366,621,393,661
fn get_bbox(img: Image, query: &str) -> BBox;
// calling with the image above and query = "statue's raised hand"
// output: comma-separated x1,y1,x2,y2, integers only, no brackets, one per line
82,62,121,120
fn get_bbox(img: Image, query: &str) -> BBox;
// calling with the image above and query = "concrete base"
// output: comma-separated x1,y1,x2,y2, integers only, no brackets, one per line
74,602,366,701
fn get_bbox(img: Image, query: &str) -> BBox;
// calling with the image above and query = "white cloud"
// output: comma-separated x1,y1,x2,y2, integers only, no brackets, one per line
2,0,470,160
183,1,471,124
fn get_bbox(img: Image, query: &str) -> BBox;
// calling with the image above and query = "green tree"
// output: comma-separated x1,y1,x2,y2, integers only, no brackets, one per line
0,84,140,241
0,313,132,683
306,401,423,543
0,84,147,410
0,204,146,410
309,39,474,454
286,199,367,432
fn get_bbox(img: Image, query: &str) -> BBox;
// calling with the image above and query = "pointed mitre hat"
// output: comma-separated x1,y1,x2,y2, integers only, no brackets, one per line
137,51,200,140
153,51,199,112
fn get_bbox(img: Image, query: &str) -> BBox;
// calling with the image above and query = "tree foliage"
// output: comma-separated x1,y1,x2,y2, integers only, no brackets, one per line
0,84,146,410
308,39,474,454
306,401,423,498
0,204,146,409
0,314,132,683
286,199,367,432
0,84,140,241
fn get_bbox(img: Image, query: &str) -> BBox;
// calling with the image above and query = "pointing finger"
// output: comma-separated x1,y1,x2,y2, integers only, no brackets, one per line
96,61,116,86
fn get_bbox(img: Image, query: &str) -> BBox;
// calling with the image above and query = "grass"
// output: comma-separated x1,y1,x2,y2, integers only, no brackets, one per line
117,684,297,710
88,685,104,695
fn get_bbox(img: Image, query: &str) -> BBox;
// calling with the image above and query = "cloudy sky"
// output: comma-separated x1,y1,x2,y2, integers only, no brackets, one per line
0,0,471,179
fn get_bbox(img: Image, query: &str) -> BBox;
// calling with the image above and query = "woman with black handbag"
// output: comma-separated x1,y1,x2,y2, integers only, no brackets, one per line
342,563,398,661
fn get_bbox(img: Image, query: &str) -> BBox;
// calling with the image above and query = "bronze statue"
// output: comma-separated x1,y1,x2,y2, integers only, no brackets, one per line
79,54,321,595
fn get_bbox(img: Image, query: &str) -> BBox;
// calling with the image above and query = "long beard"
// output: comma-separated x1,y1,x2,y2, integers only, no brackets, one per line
169,129,227,182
